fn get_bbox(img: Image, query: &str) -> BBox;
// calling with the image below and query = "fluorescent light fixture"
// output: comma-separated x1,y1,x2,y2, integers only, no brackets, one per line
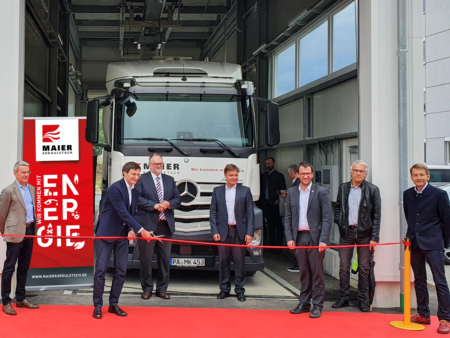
252,43,267,56
287,9,307,27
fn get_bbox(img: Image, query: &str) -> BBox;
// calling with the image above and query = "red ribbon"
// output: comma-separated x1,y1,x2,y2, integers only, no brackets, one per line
0,233,403,250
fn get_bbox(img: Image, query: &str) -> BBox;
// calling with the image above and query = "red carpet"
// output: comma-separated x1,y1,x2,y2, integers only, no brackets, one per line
1,305,440,337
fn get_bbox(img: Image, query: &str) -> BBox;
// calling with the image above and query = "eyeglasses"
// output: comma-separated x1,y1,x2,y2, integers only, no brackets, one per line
352,169,366,174
298,173,313,177
150,162,163,167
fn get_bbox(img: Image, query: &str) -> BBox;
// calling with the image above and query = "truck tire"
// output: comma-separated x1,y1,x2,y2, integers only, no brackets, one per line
246,271,257,276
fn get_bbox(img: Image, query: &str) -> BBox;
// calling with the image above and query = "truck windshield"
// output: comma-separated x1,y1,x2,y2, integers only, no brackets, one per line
116,94,253,148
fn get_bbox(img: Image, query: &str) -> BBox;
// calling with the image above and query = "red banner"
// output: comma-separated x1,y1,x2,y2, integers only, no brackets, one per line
23,118,94,288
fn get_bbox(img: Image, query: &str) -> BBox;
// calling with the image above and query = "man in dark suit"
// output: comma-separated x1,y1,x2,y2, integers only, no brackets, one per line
260,157,286,252
135,153,181,300
284,161,333,318
93,162,141,319
210,164,255,302
404,163,450,334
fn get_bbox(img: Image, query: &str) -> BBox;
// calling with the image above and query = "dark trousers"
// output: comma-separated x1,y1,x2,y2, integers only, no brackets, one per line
138,220,172,293
264,203,283,246
93,238,128,307
411,242,450,321
218,228,246,294
338,228,371,302
1,227,34,305
295,232,325,308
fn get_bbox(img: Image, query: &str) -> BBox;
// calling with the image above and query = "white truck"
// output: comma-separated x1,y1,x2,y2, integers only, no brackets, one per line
85,60,280,275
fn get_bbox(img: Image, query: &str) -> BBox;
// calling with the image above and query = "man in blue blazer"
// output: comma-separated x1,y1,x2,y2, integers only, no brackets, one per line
93,162,141,319
404,163,450,334
210,164,255,302
135,153,180,300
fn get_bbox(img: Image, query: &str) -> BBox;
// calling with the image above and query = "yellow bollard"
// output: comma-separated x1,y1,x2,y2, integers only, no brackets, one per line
390,238,425,331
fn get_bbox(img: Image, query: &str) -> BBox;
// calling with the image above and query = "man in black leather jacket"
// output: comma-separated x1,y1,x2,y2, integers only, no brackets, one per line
332,160,381,312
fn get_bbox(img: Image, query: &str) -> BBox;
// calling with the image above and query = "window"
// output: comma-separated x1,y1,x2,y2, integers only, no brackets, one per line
332,1,357,72
299,21,328,87
274,44,296,97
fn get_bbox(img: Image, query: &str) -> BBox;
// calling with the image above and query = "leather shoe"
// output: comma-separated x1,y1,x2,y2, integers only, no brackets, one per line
410,313,431,325
237,293,246,302
92,306,102,319
108,305,127,317
141,292,152,300
438,320,450,334
290,302,311,314
2,303,17,316
16,299,39,309
332,299,349,309
309,306,322,319
359,301,370,312
217,291,230,299
155,292,170,300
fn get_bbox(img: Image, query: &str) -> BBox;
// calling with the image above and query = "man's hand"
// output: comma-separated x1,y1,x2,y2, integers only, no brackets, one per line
369,240,378,252
287,240,295,249
213,234,221,241
245,235,253,245
318,243,327,253
154,203,165,213
140,229,153,240
280,191,287,198
161,201,171,209
128,229,136,239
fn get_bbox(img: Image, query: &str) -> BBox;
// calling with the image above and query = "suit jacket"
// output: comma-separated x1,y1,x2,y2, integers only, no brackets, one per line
260,170,286,206
292,178,300,187
0,181,37,243
210,184,255,241
96,179,141,241
135,172,181,233
284,184,333,245
404,184,450,250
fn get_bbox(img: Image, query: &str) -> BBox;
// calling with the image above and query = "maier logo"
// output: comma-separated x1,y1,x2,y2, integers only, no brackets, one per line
42,125,61,143
35,120,79,162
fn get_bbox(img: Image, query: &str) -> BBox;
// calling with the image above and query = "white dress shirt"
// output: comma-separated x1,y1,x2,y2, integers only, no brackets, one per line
125,180,142,233
225,184,237,225
298,182,312,231
292,178,296,184
151,172,164,197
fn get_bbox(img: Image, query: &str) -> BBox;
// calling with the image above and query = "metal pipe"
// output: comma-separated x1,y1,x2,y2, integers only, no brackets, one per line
397,0,408,309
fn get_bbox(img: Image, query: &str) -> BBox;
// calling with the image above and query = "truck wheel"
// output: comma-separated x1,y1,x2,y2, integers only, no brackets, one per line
246,271,257,276
445,250,450,265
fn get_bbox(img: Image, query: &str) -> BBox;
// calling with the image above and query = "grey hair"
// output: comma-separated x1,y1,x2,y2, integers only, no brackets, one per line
351,160,369,174
148,153,162,163
287,164,298,174
14,161,30,172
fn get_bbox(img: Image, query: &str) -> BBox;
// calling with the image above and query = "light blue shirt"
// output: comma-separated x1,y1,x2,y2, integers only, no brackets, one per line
348,183,362,226
225,184,237,225
414,182,428,194
298,183,312,231
16,181,34,223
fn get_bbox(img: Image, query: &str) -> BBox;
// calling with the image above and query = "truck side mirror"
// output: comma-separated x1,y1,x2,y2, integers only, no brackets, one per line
86,99,99,144
266,102,280,146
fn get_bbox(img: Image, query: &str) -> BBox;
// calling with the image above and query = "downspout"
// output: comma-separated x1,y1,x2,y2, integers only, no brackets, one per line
397,0,408,311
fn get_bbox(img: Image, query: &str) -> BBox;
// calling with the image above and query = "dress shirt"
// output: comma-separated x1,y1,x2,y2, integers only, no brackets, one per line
298,182,312,231
16,181,34,223
348,182,362,226
151,172,164,197
292,178,296,184
125,180,142,233
264,169,275,200
414,182,428,194
225,184,237,225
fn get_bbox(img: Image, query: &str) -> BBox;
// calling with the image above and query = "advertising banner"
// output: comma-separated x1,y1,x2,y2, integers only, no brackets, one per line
23,118,94,290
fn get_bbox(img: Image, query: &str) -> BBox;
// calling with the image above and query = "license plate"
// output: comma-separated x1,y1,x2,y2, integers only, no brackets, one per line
170,258,206,267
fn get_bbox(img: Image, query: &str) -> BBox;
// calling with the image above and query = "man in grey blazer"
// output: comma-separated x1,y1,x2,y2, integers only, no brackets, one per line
210,164,255,302
284,161,333,318
0,161,39,315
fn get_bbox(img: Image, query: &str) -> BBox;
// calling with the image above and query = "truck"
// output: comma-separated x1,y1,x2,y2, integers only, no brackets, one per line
85,60,280,275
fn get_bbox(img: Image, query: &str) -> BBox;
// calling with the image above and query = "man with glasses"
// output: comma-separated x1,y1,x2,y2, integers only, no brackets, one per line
1,161,39,315
285,161,333,318
135,153,180,300
332,160,381,312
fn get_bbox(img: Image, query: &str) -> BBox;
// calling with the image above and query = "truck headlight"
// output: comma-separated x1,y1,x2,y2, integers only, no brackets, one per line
250,229,262,246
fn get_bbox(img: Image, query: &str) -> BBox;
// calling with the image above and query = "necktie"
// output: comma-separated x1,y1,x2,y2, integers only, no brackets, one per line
156,177,166,220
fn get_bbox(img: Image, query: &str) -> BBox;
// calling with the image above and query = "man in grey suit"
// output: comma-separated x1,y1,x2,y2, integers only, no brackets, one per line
0,161,39,315
210,164,255,302
135,153,181,300
284,161,333,318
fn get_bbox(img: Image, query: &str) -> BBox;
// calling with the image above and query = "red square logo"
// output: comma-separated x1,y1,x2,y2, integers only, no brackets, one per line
42,125,60,143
